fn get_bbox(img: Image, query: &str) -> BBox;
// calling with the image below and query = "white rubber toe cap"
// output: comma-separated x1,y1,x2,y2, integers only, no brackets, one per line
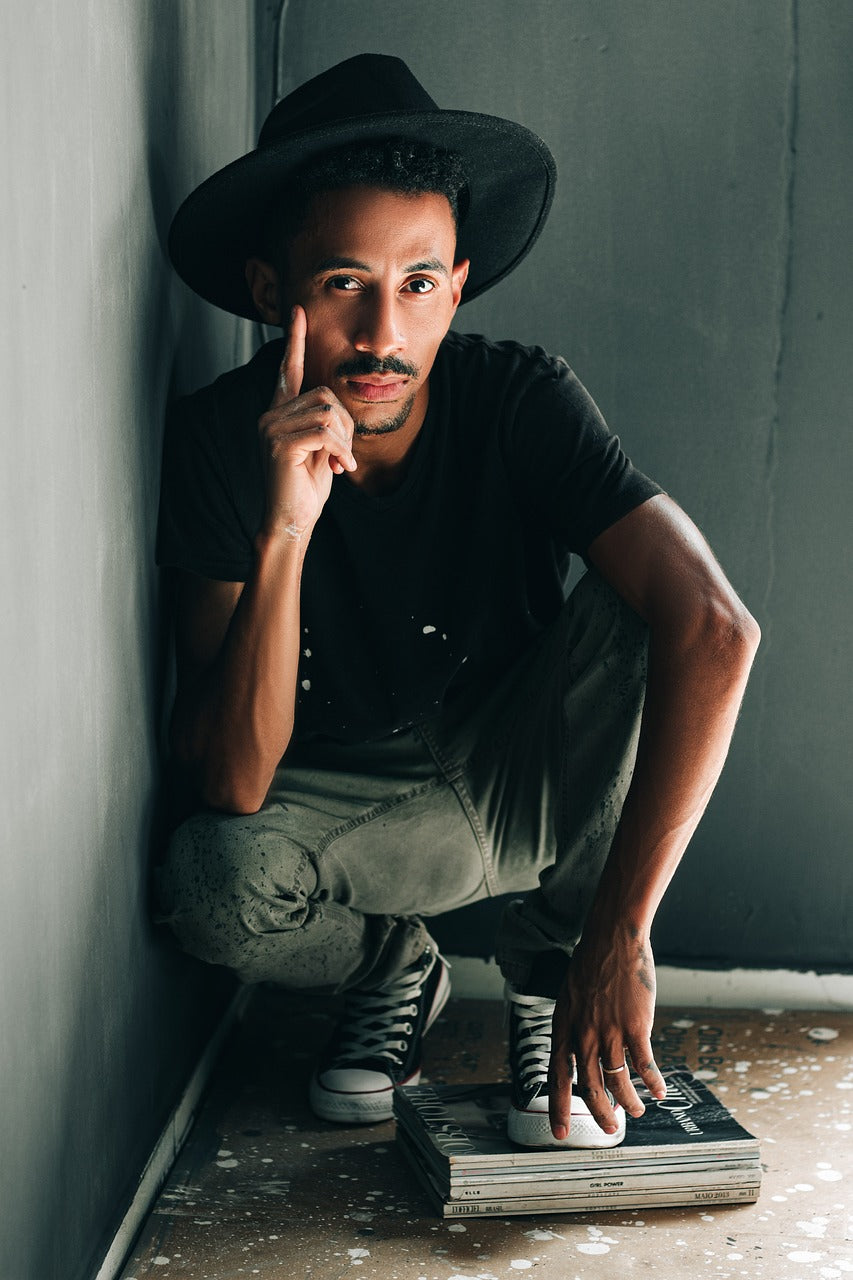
507,1093,626,1149
309,1065,421,1124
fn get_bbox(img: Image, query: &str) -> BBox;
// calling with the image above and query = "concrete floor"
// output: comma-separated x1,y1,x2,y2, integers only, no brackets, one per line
119,990,853,1279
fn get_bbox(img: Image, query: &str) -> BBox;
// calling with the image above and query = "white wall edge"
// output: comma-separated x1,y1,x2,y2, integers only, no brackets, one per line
446,955,853,1012
94,986,252,1280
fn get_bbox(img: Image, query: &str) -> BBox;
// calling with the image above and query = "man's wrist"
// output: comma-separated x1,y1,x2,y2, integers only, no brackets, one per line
254,521,312,562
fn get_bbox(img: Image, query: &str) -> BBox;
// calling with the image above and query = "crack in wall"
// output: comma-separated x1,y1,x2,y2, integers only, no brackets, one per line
754,0,799,792
763,0,799,628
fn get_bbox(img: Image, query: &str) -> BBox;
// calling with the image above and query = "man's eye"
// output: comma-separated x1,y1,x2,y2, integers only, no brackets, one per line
405,278,436,294
328,276,361,291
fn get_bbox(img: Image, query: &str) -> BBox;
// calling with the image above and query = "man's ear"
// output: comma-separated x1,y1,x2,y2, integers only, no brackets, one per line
245,257,283,325
450,258,470,312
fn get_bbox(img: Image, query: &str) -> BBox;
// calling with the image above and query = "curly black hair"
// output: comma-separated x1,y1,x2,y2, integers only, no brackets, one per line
259,137,469,273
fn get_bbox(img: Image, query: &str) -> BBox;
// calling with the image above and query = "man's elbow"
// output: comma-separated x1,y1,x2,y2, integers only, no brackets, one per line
700,591,761,677
169,723,272,816
202,782,267,816
196,759,273,816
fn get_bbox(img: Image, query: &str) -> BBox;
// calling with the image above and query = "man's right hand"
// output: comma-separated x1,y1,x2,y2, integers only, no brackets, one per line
258,305,357,539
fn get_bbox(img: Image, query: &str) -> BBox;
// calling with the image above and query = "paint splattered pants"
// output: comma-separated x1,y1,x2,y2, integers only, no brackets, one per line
156,571,647,997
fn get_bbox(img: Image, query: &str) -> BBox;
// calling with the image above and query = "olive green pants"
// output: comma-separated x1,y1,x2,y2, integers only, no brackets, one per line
156,571,647,995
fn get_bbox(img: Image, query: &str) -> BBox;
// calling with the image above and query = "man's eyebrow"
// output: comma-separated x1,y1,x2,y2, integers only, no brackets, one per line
311,255,450,278
406,258,449,278
312,256,372,276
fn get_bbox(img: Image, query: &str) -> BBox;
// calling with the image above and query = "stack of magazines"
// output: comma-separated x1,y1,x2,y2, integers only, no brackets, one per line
393,1068,761,1218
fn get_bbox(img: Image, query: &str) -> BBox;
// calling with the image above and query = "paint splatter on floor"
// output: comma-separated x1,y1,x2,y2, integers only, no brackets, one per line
118,997,853,1280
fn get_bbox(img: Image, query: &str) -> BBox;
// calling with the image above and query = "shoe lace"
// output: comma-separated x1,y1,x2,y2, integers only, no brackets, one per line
332,960,433,1067
507,990,556,1092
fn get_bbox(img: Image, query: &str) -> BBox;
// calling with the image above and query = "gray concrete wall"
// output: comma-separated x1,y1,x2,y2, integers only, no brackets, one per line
275,1,853,968
0,4,253,1278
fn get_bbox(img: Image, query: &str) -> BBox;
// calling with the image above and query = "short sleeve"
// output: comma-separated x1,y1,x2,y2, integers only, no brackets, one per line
156,390,255,582
505,354,662,553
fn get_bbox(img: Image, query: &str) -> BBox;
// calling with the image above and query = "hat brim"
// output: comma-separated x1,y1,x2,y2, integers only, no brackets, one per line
168,109,556,320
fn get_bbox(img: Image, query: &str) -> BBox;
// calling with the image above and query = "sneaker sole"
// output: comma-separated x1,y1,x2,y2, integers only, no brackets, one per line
309,957,452,1125
507,1102,626,1149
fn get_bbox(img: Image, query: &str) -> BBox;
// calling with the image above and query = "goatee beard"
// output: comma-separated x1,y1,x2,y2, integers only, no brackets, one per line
353,392,417,437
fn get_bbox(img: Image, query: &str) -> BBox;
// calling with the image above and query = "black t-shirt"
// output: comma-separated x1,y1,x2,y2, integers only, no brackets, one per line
157,330,661,745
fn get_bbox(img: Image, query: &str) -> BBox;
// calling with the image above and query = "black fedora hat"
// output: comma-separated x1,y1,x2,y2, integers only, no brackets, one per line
168,53,556,320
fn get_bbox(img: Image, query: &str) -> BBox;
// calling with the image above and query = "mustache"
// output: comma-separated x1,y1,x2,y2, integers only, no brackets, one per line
336,354,420,380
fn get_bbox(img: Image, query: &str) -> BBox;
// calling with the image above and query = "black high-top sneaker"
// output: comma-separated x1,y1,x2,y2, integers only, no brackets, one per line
505,983,626,1148
309,947,451,1124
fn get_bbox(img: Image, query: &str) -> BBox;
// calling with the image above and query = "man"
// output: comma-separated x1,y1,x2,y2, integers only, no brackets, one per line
157,54,759,1150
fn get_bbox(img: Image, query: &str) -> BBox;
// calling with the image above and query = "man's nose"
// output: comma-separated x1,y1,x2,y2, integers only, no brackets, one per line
353,291,404,358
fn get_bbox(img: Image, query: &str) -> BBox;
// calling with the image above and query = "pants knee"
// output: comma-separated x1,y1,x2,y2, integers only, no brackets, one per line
155,808,317,972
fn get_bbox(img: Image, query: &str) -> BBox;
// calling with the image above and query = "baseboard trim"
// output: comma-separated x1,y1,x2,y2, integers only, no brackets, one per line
446,955,853,1011
94,986,252,1280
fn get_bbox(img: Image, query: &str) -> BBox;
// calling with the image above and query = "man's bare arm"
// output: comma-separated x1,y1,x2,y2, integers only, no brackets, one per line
169,306,357,814
547,493,760,1140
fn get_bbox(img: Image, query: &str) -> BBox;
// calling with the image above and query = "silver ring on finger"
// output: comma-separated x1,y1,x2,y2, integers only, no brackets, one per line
602,1060,628,1075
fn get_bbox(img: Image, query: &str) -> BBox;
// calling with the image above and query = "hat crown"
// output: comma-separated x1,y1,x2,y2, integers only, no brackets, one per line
258,54,439,148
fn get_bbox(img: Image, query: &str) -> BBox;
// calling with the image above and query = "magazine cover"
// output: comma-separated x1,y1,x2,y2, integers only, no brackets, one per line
394,1069,760,1176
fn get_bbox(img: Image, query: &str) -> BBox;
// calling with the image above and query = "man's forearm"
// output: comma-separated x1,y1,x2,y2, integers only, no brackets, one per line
171,532,307,814
584,597,760,939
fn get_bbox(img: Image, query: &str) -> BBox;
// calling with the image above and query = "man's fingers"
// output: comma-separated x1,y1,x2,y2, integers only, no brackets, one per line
547,1043,574,1142
260,392,357,474
272,421,357,473
600,1044,645,1119
628,1038,667,1101
273,304,306,406
575,1044,622,1136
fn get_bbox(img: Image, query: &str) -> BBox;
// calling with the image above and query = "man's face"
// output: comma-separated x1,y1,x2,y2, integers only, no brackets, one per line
280,186,469,437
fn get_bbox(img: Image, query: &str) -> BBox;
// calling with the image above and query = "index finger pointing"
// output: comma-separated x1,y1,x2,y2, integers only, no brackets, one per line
273,304,306,406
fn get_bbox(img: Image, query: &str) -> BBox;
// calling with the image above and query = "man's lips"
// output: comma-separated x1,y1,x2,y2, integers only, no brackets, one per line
345,377,410,402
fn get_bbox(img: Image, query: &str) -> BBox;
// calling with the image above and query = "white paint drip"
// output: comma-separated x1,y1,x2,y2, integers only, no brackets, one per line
301,679,311,690
797,1218,829,1238
788,1251,824,1263
510,1263,533,1271
448,1223,467,1232
808,1027,840,1041
577,1242,610,1255
216,1158,238,1168
816,1168,844,1182
671,1018,694,1028
422,624,436,634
